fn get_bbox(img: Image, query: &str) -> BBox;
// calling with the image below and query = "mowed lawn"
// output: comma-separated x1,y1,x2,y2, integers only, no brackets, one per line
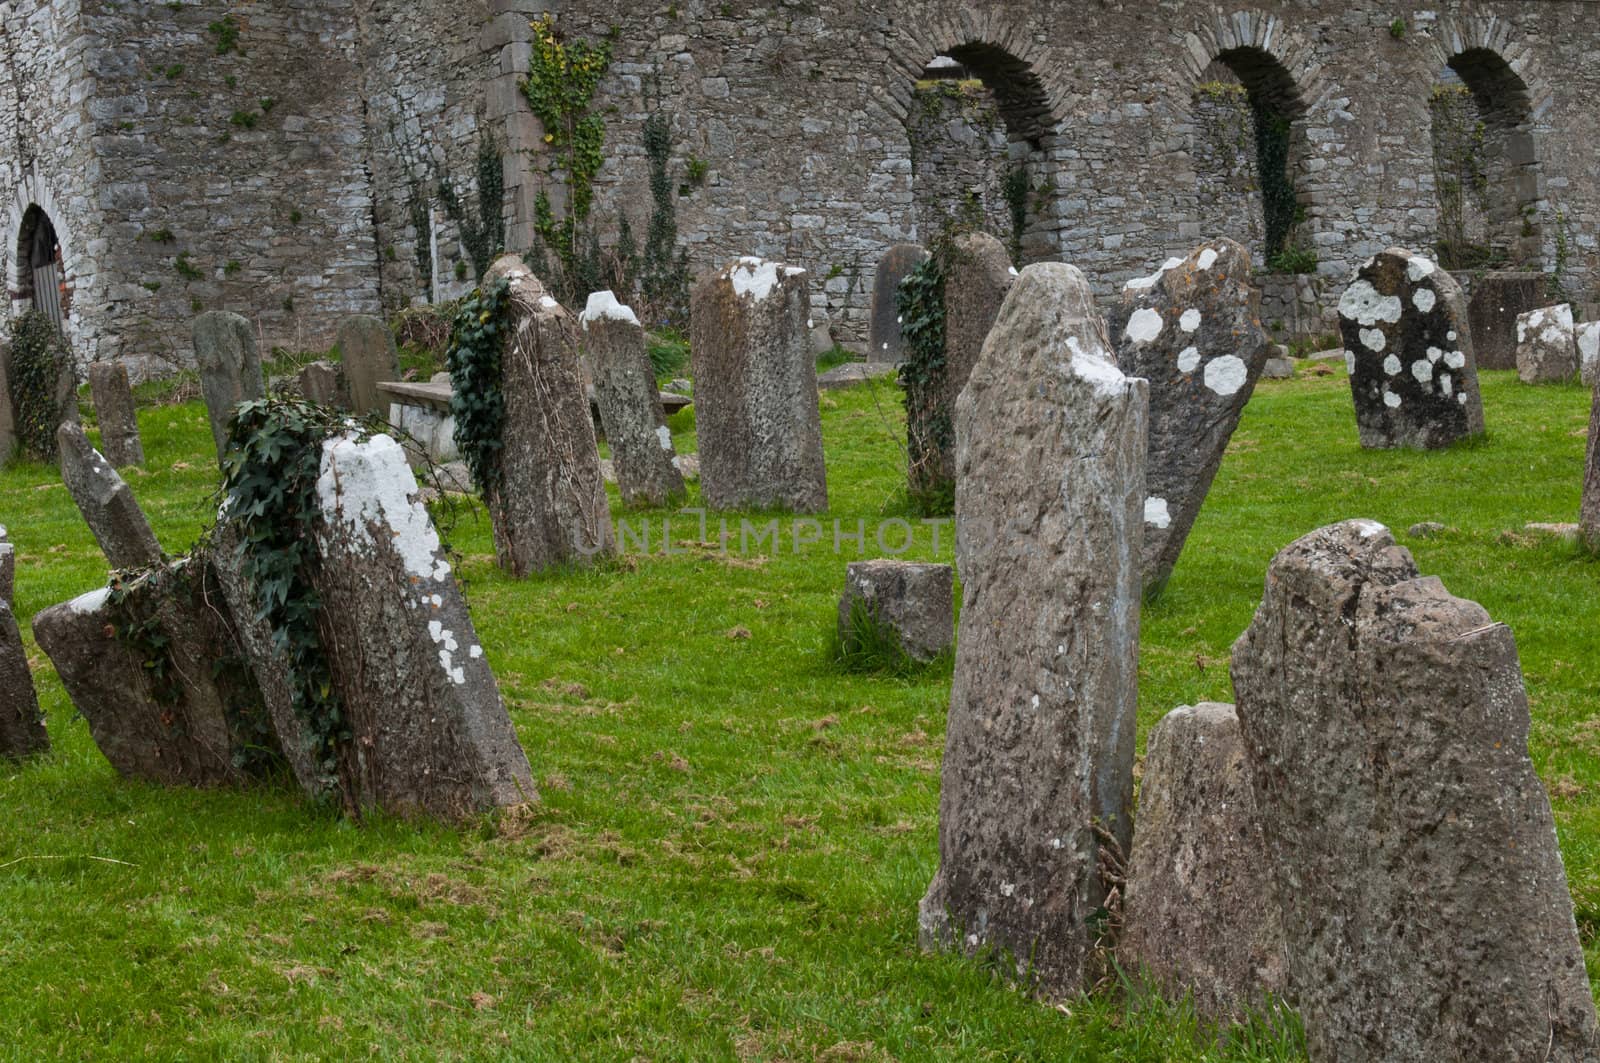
0,364,1595,1060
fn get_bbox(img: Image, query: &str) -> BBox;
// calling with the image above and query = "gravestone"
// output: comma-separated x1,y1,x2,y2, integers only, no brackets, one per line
1583,386,1600,551
480,255,613,575
1120,702,1285,1020
1232,520,1598,1062
1,527,48,759
56,423,163,571
193,311,264,463
1516,304,1579,383
0,342,16,459
868,243,929,363
579,291,686,507
1467,271,1545,370
837,560,953,664
919,263,1147,996
690,257,828,512
88,361,144,468
1579,322,1600,388
1339,248,1485,449
337,315,401,416
215,430,537,819
1108,240,1271,595
910,233,1013,501
0,526,13,603
297,360,346,407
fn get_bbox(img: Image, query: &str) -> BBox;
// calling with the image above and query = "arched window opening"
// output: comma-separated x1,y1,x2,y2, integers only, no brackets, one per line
16,205,67,334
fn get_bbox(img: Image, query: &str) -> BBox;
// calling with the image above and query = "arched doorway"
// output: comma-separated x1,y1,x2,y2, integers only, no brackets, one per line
16,205,67,334
1430,48,1542,270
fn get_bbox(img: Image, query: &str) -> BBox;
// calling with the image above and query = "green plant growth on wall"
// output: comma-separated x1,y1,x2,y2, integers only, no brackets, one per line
208,14,240,56
407,183,434,298
445,277,512,505
5,310,75,461
1253,101,1305,270
1002,164,1030,265
639,104,693,328
895,249,952,516
437,134,506,281
1429,83,1499,270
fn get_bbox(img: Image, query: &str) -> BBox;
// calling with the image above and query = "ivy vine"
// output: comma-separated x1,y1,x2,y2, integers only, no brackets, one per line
896,248,953,516
640,103,693,327
6,310,75,461
445,277,512,504
438,134,506,280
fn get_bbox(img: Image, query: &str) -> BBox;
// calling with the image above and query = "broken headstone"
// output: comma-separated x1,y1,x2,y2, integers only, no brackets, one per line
337,315,401,416
579,291,686,507
88,361,144,467
868,243,929,363
193,311,265,463
836,560,953,664
1516,304,1580,384
56,422,163,571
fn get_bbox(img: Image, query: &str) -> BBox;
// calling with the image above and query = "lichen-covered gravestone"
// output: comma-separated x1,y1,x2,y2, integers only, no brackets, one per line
193,311,264,463
579,291,685,507
1468,271,1545,370
836,559,953,664
868,243,928,363
0,531,49,760
481,256,613,575
1579,322,1600,388
1516,303,1580,383
690,257,828,512
56,423,163,571
218,431,536,819
1119,702,1284,1021
337,315,401,416
88,361,144,467
919,263,1147,996
1108,240,1271,595
1232,520,1598,1062
1339,248,1484,449
1583,386,1600,551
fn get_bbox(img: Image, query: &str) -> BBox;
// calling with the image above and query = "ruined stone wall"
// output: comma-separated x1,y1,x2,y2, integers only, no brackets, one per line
907,80,1017,260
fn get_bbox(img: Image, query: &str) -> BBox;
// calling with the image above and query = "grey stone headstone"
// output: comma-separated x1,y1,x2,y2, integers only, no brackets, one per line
1108,239,1271,596
0,600,49,760
1467,271,1545,370
214,431,537,819
480,255,614,575
837,559,953,664
1119,701,1285,1021
690,257,828,513
56,423,163,572
0,342,17,460
337,315,401,416
1231,520,1598,1061
579,291,686,508
0,531,13,606
1583,386,1600,552
297,360,346,407
1339,248,1484,450
88,361,144,468
1515,304,1580,384
192,311,264,463
919,263,1147,997
1579,322,1600,389
867,243,928,363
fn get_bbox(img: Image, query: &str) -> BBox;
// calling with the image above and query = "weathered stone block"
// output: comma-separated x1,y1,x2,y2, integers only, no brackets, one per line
579,291,685,508
1232,520,1598,1061
1339,248,1484,449
690,257,828,513
1517,304,1580,383
0,601,48,760
1468,271,1545,370
919,263,1147,997
1120,702,1285,1021
193,311,265,463
1108,239,1271,595
56,423,163,571
336,315,400,416
88,361,143,467
867,243,928,363
837,560,953,663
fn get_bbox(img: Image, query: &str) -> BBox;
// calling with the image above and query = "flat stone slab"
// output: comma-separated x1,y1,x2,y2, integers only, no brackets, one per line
378,380,453,412
817,362,899,390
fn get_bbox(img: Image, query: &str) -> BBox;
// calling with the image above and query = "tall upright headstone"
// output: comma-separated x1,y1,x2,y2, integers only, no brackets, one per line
0,525,13,604
579,290,686,508
475,256,613,575
56,423,163,571
1232,520,1598,1061
1515,304,1580,384
0,342,19,460
868,243,929,363
337,315,401,416
1467,271,1545,370
88,361,144,467
0,527,48,760
1109,239,1271,595
1578,322,1600,389
690,257,828,512
1583,384,1600,552
919,263,1147,996
1339,248,1485,450
193,311,264,463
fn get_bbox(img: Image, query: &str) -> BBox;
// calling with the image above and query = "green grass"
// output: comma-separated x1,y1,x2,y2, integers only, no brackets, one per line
1,368,1595,1059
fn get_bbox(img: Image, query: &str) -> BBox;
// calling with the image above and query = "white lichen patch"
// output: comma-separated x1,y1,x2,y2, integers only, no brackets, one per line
579,290,640,330
1345,350,1356,375
1383,354,1402,376
1444,350,1466,369
1144,497,1172,529
1177,346,1200,373
538,296,560,312
316,433,451,583
1123,256,1185,293
656,425,674,451
1179,308,1202,333
1124,307,1164,345
1196,248,1219,271
1383,388,1402,408
1361,328,1387,353
1410,359,1434,384
1412,288,1436,314
1065,336,1129,398
69,587,111,615
1405,255,1437,282
1427,346,1443,363
1203,355,1248,396
1355,519,1388,538
1440,372,1453,397
1340,280,1403,326
729,257,790,303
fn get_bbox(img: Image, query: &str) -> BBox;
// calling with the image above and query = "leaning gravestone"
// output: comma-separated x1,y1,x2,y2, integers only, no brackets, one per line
579,291,685,508
1339,248,1484,450
690,257,828,512
1516,304,1579,383
837,559,953,664
193,311,264,463
88,362,144,467
216,430,537,819
1468,271,1545,370
477,256,613,575
0,530,48,760
1108,239,1271,595
337,314,401,416
56,423,163,571
1232,520,1598,1062
1583,386,1600,551
919,263,1147,996
868,243,929,363
1119,702,1285,1021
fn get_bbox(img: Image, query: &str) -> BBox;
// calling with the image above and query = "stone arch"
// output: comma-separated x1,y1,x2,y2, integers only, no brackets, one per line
5,174,75,322
1425,20,1549,269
